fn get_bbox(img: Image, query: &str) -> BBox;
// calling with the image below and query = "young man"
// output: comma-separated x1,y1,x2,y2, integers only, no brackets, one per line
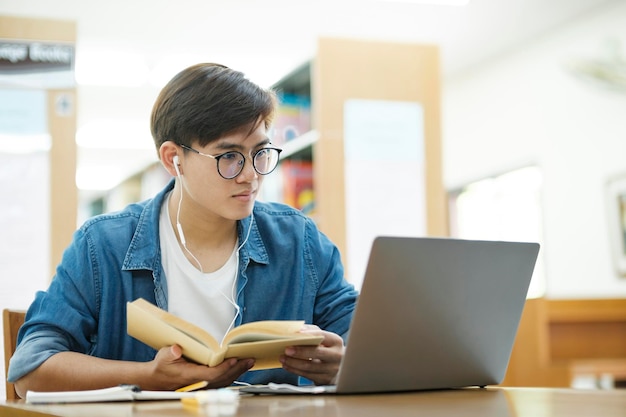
8,63,358,397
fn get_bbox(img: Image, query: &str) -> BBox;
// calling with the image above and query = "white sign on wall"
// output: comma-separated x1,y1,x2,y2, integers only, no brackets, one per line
344,99,426,288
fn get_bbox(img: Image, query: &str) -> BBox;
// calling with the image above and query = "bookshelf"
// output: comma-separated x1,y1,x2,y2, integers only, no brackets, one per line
280,130,318,159
270,37,447,286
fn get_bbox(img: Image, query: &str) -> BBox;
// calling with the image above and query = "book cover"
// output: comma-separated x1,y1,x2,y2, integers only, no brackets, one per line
272,93,311,146
281,160,314,215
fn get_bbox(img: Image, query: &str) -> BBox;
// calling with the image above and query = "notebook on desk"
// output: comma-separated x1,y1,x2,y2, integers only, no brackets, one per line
241,236,540,395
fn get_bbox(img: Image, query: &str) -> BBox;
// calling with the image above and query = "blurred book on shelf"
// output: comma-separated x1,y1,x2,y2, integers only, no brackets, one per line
272,93,311,146
281,160,314,216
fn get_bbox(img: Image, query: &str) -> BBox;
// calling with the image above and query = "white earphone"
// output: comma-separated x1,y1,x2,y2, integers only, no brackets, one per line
173,155,181,177
172,153,188,246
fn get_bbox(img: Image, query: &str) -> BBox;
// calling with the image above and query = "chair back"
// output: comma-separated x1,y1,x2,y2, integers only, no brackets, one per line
3,309,26,400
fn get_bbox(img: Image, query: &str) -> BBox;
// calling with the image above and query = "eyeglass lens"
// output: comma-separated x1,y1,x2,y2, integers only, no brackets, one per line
218,148,280,178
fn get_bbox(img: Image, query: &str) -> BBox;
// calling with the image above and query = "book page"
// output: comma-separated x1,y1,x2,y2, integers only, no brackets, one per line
224,336,324,370
222,320,306,345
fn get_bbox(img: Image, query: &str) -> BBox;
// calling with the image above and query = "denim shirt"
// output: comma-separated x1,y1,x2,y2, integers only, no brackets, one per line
8,179,358,386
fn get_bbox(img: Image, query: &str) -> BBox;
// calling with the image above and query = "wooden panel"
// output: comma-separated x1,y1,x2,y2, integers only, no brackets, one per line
550,322,626,360
0,16,75,42
502,298,569,387
312,136,345,251
503,298,626,388
548,298,626,361
47,89,77,279
313,37,446,275
548,298,626,322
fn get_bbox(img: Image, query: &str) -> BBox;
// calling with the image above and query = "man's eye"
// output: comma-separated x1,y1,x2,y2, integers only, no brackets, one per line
221,152,239,161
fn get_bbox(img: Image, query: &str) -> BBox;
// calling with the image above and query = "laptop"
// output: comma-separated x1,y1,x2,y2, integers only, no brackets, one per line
241,236,539,395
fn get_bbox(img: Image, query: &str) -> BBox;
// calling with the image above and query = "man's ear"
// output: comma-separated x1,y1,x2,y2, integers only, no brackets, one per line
159,141,180,177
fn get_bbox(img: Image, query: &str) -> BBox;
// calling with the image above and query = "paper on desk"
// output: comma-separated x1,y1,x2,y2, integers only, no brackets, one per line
25,385,197,404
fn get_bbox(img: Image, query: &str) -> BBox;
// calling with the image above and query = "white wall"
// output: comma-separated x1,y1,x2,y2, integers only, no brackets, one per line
442,1,626,298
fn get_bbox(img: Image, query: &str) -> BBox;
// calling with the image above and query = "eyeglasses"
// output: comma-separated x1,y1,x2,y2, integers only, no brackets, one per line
178,143,282,179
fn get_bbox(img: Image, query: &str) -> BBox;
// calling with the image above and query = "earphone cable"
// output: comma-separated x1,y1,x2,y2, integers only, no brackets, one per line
220,214,254,344
176,185,204,273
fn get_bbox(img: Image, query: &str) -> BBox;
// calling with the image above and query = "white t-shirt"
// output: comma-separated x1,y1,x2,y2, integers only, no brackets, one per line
159,192,238,344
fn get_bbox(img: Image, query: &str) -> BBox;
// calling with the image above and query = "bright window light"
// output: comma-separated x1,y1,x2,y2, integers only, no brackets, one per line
76,165,128,191
75,49,149,87
76,119,152,150
0,134,51,154
449,166,545,298
148,54,208,88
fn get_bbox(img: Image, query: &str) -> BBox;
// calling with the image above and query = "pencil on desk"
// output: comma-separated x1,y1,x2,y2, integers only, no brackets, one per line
176,380,209,392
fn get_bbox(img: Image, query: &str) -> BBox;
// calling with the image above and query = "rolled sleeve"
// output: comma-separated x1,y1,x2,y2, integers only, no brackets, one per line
7,328,71,382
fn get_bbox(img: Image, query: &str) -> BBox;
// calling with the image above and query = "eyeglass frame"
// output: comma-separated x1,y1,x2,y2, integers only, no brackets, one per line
177,143,283,179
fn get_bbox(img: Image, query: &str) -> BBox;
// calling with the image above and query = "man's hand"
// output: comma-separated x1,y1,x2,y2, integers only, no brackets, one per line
146,345,255,390
279,325,344,385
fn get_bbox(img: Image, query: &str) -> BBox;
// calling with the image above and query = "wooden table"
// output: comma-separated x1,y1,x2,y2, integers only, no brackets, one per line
1,387,625,417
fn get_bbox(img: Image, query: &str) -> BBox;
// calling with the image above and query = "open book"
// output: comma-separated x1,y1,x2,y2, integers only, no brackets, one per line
127,298,323,370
